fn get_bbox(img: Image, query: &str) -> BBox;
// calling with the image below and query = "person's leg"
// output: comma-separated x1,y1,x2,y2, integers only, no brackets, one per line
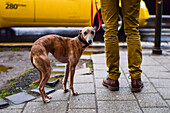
101,0,120,80
121,0,142,79
121,0,143,92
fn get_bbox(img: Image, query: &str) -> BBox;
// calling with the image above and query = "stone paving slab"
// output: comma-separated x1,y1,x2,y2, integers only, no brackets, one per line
0,104,25,113
30,87,55,94
55,63,66,67
93,63,107,71
157,88,170,99
0,98,9,107
75,68,91,75
94,70,107,79
6,103,25,109
5,92,36,105
135,93,168,107
33,89,69,102
142,65,168,73
73,83,95,94
139,82,157,93
120,66,129,74
80,55,91,60
23,101,67,113
69,94,96,109
74,75,93,83
96,87,136,101
91,54,106,64
150,79,170,88
68,109,96,113
142,56,160,66
52,68,65,72
98,101,142,113
165,100,170,106
0,109,22,113
142,108,170,113
144,71,170,79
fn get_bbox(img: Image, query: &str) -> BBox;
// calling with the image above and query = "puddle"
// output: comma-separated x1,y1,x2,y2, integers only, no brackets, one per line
0,65,14,74
83,51,104,55
83,52,94,55
51,71,65,75
48,77,59,82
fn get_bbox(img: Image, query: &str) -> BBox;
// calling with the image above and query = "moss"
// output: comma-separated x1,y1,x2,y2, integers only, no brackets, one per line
29,83,39,89
0,89,15,98
61,74,64,77
9,78,18,82
87,65,93,68
10,48,20,51
25,69,32,74
8,82,17,88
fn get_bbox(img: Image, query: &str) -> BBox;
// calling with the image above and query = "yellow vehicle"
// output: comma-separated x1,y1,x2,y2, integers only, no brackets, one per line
0,0,149,29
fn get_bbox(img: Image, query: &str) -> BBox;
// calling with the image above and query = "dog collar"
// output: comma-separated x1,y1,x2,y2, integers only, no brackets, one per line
78,34,89,48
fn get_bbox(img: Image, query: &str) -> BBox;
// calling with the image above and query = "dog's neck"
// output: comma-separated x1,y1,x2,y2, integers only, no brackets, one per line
77,34,89,48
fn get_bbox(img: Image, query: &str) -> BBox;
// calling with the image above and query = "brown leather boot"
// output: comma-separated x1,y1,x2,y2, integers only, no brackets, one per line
131,78,143,92
103,77,119,91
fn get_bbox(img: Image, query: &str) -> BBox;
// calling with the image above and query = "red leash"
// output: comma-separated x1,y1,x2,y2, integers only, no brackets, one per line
91,0,101,32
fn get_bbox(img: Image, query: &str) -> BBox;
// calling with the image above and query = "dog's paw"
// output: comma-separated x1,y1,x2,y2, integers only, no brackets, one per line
43,99,50,104
73,92,79,96
64,89,69,93
47,95,52,99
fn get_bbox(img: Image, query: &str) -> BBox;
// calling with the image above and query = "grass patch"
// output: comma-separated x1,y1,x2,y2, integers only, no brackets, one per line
25,69,32,74
61,74,64,77
87,65,93,68
0,89,15,98
8,78,19,82
7,82,17,88
29,83,40,89
10,48,20,51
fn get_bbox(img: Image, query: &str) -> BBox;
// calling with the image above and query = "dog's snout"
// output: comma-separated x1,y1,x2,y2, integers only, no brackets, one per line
88,40,92,44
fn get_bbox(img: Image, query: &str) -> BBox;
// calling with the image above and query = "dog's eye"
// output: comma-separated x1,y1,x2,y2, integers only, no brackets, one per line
84,32,87,35
91,31,94,35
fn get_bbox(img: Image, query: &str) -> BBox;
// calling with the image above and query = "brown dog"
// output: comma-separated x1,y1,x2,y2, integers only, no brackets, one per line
30,27,95,103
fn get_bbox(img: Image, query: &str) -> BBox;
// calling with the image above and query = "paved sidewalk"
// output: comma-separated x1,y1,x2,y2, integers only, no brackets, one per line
1,49,170,113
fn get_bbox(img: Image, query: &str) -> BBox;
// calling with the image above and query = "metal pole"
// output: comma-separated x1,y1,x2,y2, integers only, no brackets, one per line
152,0,163,54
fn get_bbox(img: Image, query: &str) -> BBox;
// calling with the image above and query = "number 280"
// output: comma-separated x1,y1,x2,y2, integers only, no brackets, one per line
6,3,18,9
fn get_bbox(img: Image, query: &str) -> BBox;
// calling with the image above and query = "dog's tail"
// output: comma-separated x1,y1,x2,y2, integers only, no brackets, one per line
30,55,42,84
30,55,37,69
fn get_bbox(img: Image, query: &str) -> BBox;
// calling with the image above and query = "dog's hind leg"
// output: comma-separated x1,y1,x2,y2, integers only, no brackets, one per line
33,70,42,84
34,56,52,103
38,70,51,103
63,63,69,92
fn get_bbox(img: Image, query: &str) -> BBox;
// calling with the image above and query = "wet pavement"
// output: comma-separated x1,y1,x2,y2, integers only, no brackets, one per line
0,51,33,89
0,46,170,112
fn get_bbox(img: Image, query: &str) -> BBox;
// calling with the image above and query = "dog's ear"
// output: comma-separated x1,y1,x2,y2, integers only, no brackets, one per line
79,30,82,34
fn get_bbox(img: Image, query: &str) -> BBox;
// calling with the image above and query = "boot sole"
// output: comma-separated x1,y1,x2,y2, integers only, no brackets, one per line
103,82,119,91
131,85,144,92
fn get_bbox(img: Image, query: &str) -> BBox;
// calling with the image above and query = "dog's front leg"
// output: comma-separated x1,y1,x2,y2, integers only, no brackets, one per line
63,63,69,92
69,65,79,95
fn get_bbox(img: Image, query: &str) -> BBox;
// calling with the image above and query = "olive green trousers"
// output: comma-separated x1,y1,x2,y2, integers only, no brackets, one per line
101,0,142,80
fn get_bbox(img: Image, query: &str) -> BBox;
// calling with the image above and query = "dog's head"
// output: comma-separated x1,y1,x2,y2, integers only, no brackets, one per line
79,27,95,45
